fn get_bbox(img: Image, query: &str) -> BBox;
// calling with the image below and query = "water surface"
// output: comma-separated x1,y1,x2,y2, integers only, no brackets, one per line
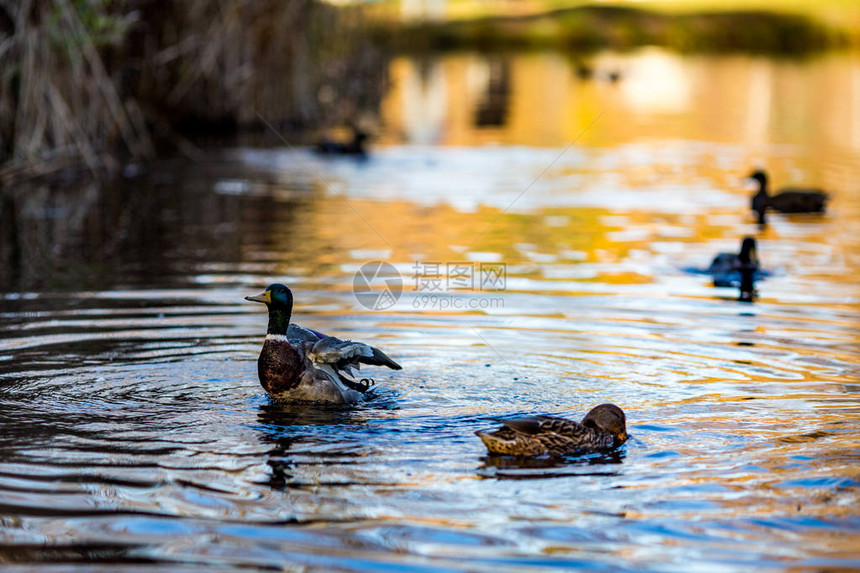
1,48,859,571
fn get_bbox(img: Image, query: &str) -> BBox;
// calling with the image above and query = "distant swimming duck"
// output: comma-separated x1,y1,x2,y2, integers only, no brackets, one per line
708,236,765,282
749,169,828,224
707,237,761,302
476,404,627,456
246,284,402,403
573,61,594,80
315,128,368,156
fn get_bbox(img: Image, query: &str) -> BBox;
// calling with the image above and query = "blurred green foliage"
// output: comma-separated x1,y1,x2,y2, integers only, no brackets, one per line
377,5,844,54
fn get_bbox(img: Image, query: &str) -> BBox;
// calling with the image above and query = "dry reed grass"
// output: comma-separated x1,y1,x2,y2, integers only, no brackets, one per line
0,0,386,183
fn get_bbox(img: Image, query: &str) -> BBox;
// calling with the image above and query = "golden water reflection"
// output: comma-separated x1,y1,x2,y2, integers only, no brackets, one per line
381,49,860,183
1,48,859,572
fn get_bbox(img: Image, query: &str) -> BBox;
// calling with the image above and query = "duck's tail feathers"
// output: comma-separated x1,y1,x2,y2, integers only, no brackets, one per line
475,428,520,455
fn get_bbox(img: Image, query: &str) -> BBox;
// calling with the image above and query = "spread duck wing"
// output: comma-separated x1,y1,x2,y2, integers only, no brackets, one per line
287,323,326,343
310,336,402,371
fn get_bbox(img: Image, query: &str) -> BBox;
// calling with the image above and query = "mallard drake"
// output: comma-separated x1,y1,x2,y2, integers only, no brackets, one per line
748,170,828,224
246,284,402,403
476,404,627,456
315,128,368,156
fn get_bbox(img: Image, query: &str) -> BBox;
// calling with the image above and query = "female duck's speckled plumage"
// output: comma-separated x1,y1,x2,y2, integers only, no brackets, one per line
476,404,627,456
247,284,401,403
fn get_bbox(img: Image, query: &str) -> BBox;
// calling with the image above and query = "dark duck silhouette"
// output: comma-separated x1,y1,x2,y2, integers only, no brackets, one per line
707,237,766,297
748,169,828,224
246,284,401,403
737,262,757,303
706,237,761,302
315,128,368,156
476,404,627,457
574,62,594,80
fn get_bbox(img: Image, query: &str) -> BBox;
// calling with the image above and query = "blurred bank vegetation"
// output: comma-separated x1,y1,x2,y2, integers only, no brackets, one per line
1,0,857,183
375,3,854,53
0,0,386,182
384,0,860,28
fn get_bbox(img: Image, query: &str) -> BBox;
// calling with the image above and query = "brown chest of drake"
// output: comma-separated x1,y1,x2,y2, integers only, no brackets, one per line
257,335,306,396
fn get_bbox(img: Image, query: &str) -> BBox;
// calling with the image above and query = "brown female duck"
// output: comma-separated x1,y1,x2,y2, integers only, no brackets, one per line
246,284,401,403
476,404,627,456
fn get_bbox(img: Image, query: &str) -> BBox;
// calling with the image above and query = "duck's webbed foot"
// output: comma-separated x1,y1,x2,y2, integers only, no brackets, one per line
357,377,376,392
342,377,376,393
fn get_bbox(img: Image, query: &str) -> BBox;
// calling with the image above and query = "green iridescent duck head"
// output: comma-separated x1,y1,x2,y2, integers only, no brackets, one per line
246,283,294,335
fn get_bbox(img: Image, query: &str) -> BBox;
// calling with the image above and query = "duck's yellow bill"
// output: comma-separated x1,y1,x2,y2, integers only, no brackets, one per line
245,290,271,304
